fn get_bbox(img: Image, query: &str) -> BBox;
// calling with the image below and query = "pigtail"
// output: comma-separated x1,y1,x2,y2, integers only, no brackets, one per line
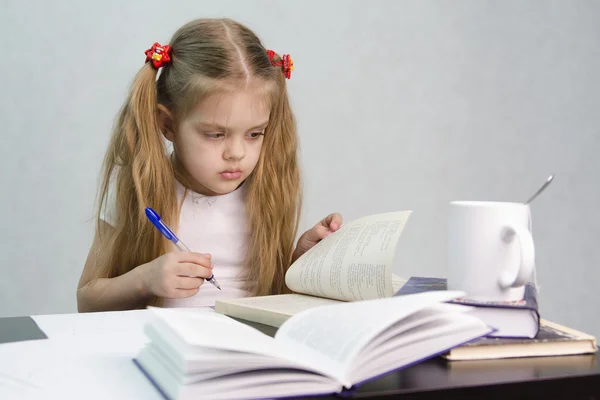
94,63,177,307
245,72,302,296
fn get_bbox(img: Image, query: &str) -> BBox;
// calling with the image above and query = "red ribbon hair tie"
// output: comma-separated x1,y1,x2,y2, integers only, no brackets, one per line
144,42,172,69
267,49,294,79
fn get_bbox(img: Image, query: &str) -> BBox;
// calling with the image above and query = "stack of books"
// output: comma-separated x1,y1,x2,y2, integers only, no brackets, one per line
394,276,597,361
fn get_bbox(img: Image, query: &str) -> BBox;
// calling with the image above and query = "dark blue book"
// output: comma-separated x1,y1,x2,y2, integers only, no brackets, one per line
395,277,540,338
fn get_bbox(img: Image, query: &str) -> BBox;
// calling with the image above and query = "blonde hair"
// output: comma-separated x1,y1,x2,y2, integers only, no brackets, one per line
93,18,301,305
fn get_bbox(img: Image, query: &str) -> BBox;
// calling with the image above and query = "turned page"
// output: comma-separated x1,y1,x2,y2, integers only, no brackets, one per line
285,211,412,302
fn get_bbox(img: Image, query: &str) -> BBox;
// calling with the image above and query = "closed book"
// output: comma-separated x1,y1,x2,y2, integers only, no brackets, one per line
444,319,597,361
394,277,539,338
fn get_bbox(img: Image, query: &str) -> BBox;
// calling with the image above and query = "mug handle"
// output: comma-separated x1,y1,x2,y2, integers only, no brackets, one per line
498,225,535,289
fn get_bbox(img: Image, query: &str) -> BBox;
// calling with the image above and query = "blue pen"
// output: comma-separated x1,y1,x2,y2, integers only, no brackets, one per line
145,207,221,290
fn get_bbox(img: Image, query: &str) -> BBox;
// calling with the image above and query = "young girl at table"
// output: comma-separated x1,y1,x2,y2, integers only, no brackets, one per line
77,18,342,312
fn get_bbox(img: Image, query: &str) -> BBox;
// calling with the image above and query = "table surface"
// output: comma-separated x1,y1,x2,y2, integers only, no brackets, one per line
0,310,598,400
232,316,600,400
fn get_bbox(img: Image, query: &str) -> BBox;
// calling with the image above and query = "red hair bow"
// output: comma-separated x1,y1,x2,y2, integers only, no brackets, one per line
144,42,172,69
267,49,294,79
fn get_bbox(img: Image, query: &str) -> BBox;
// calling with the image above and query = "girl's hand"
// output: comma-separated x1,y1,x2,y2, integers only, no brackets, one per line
139,252,213,298
292,213,343,263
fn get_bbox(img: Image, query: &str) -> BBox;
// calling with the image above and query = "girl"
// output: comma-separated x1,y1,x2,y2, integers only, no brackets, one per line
77,18,342,312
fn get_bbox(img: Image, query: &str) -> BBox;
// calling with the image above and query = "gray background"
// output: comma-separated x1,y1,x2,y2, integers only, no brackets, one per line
1,0,599,338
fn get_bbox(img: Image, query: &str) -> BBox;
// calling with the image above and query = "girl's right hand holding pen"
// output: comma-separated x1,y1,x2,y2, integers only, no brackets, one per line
139,252,213,298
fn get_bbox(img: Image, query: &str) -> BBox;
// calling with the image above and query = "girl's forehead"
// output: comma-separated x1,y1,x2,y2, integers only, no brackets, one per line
187,86,272,128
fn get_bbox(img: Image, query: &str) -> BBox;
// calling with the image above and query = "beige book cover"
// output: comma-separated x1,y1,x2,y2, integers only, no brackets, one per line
443,319,597,361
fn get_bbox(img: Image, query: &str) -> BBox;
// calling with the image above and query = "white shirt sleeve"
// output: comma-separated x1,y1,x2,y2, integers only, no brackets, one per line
99,172,118,227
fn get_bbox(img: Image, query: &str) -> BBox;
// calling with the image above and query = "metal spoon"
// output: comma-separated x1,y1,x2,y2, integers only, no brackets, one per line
525,174,554,204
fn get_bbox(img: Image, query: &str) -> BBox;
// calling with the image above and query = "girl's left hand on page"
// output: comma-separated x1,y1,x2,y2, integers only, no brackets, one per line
292,213,343,262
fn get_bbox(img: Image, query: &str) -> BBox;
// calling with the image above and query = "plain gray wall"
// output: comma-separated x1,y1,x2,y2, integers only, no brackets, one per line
1,0,599,338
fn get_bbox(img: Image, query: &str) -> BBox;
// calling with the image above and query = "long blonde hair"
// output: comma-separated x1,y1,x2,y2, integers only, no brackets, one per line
93,18,301,305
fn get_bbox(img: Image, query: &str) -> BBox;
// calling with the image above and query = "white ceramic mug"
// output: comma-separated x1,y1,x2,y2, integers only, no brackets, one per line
447,201,535,302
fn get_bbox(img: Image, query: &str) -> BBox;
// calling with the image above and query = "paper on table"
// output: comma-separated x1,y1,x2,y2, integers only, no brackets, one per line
32,309,152,343
0,308,217,399
32,307,219,342
0,337,162,400
0,309,214,399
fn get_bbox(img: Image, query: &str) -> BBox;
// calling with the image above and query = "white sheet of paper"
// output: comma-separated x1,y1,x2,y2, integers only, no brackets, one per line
0,308,216,399
0,338,162,400
32,309,152,341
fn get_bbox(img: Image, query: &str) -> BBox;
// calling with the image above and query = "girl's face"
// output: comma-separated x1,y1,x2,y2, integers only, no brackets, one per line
163,87,270,196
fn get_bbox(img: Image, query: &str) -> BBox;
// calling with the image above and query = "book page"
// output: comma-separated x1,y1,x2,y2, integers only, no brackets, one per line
217,294,343,318
392,274,408,292
285,211,412,301
274,290,468,387
144,308,342,383
215,294,344,328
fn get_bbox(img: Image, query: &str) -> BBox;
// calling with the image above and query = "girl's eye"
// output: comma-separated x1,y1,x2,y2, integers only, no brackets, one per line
204,133,225,139
247,131,265,139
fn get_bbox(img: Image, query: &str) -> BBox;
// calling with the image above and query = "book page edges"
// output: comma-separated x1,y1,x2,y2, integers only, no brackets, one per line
214,300,292,328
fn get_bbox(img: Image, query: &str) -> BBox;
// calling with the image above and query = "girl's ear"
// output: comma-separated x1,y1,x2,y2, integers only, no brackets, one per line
157,104,175,142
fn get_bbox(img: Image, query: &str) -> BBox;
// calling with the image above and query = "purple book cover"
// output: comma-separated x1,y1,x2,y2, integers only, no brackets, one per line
395,276,539,316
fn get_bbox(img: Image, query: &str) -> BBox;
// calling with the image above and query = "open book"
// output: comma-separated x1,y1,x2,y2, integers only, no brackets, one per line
134,291,492,400
215,211,412,327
